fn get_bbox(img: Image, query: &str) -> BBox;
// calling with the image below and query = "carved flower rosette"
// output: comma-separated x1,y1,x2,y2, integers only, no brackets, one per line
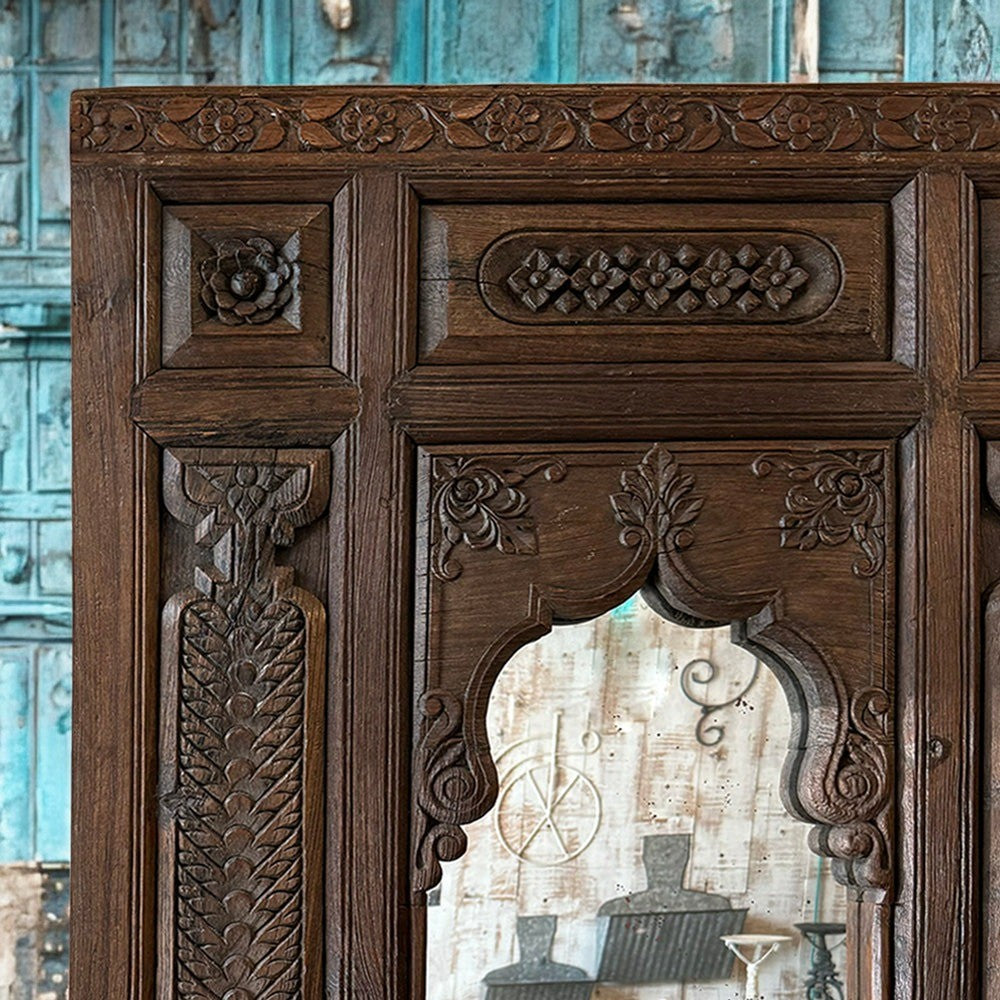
199,236,298,326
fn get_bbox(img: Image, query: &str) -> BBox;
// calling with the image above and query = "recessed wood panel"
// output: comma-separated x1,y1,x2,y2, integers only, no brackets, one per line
160,202,331,368
419,201,889,364
981,199,1000,363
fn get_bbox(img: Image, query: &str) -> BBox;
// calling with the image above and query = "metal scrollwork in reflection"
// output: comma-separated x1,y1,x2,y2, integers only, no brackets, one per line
680,656,761,746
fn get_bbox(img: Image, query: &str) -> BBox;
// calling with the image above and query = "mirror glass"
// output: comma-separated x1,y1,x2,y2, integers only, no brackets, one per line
426,593,848,999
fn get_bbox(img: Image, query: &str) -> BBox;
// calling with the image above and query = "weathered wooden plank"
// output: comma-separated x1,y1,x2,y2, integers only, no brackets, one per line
578,0,778,83
0,70,25,251
820,0,903,79
292,0,395,84
40,0,101,66
791,0,819,81
424,0,562,83
37,522,71,597
37,74,96,248
114,0,179,68
186,0,247,83
0,355,30,494
35,360,71,493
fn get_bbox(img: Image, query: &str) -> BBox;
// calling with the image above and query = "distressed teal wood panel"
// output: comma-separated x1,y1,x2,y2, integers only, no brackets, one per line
186,0,256,84
0,646,31,860
820,0,904,80
34,644,70,860
907,0,999,80
423,0,565,83
0,520,31,602
35,360,70,494
0,72,25,251
291,0,396,84
0,354,29,495
115,0,178,67
578,0,782,83
40,0,102,65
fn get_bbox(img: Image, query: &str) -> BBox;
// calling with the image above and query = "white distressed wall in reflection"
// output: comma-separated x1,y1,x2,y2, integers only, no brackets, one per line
427,594,847,999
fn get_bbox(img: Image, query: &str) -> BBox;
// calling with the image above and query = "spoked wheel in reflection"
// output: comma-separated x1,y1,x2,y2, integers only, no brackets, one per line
494,758,601,865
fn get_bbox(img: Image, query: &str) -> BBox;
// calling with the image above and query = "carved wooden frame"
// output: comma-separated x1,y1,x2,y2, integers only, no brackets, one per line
71,84,997,1000
412,443,893,898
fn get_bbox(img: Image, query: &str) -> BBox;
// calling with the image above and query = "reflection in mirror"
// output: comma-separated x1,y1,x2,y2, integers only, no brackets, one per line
426,594,847,999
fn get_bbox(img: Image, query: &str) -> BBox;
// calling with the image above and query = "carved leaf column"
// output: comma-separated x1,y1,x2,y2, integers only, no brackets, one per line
158,448,329,1000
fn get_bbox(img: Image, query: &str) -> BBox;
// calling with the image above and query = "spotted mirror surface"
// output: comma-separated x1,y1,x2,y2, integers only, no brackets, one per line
426,594,847,1000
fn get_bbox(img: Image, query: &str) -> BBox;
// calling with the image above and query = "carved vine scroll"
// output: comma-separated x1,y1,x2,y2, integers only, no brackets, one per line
72,89,1000,156
159,448,329,1000
413,444,892,899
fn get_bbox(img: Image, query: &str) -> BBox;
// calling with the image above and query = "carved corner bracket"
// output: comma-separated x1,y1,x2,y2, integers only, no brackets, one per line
412,444,893,900
158,448,329,998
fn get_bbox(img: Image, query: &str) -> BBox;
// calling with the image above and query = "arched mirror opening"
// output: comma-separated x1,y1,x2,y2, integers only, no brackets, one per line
425,593,848,1000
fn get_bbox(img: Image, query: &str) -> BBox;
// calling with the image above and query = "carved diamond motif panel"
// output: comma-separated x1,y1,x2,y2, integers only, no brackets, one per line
419,200,889,364
483,235,833,321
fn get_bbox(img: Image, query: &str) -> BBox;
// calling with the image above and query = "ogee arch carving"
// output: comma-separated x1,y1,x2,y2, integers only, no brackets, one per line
412,443,892,899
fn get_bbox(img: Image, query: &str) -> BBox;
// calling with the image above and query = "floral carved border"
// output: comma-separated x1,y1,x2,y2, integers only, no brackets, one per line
71,90,1000,156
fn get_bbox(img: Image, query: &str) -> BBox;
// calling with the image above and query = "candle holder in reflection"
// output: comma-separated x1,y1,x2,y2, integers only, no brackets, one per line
721,933,793,1000
795,921,846,1000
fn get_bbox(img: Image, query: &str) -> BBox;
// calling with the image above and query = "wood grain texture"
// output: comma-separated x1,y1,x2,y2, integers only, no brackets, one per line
71,164,145,999
70,83,999,1000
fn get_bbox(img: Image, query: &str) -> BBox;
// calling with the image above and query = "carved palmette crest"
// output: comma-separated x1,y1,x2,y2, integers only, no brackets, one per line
610,444,703,552
160,448,329,999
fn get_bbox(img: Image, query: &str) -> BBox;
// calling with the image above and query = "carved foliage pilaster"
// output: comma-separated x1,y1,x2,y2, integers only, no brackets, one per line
160,448,329,1000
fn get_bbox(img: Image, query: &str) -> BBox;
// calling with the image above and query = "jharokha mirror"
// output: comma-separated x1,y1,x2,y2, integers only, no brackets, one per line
71,84,995,1000
428,596,849,1000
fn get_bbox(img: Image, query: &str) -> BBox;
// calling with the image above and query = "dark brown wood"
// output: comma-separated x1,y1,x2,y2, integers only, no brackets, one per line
70,84,1000,1000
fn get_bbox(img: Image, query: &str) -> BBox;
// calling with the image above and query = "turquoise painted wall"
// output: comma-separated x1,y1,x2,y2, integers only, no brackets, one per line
0,0,995,866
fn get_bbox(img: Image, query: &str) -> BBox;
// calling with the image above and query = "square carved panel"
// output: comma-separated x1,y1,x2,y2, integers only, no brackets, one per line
161,203,331,368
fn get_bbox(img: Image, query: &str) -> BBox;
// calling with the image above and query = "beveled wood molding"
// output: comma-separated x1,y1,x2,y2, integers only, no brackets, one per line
158,447,329,999
72,87,1000,158
412,443,892,899
131,368,361,447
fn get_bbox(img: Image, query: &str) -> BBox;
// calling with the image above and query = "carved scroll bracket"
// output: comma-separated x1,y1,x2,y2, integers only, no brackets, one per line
159,448,329,1000
413,444,892,901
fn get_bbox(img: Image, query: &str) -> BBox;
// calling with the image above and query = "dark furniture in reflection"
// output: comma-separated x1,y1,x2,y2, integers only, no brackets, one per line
482,915,593,1000
795,921,846,1000
595,834,747,984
